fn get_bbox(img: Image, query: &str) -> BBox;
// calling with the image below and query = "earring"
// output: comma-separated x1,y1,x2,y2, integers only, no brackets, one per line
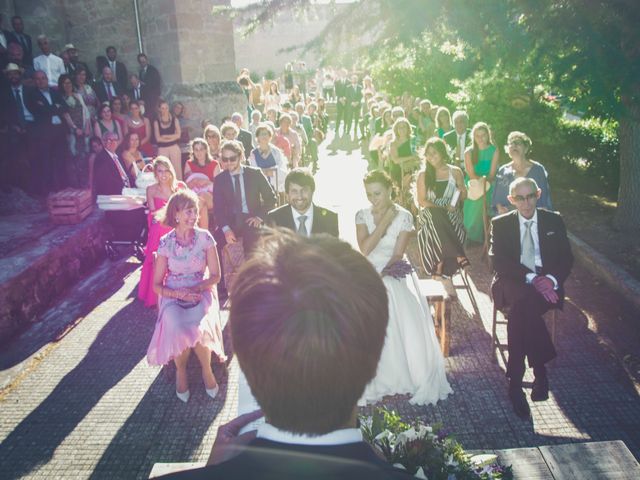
175,218,180,224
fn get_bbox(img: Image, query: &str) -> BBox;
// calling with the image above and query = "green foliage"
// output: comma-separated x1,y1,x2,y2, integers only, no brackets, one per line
449,70,563,154
556,117,620,193
264,69,276,81
249,71,261,83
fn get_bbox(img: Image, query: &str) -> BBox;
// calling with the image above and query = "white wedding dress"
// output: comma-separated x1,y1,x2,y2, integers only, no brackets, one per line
357,206,452,406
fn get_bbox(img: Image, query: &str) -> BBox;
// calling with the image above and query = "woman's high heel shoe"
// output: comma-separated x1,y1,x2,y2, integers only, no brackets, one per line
206,385,219,399
176,389,190,403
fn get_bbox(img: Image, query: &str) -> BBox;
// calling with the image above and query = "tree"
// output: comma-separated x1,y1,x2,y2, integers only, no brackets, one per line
226,0,640,229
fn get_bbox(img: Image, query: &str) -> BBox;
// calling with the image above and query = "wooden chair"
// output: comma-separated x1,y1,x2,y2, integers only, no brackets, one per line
418,278,457,357
492,304,558,365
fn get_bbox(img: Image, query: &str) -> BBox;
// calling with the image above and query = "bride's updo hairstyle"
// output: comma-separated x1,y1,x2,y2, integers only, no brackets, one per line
230,229,389,435
363,169,396,199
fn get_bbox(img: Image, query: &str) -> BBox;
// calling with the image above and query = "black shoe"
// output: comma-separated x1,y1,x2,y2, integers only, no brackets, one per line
509,387,531,419
531,375,549,401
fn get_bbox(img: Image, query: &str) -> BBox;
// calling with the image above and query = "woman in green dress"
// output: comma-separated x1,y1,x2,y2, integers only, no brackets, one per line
463,122,499,243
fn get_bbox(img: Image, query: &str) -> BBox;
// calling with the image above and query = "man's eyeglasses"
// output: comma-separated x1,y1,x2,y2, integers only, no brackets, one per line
512,193,537,202
508,140,525,147
220,154,238,163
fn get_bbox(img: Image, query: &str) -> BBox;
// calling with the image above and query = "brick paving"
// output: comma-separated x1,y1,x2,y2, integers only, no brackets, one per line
1,136,639,479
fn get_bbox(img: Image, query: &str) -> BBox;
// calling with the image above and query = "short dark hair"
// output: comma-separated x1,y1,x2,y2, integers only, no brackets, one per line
231,230,388,434
285,168,315,194
106,46,116,53
137,53,147,61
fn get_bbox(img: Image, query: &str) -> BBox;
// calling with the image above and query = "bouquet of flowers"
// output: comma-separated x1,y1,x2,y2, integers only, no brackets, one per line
381,259,414,279
361,408,513,479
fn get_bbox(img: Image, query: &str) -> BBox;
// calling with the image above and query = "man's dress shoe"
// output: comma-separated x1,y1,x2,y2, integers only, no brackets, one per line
531,376,549,401
509,387,531,419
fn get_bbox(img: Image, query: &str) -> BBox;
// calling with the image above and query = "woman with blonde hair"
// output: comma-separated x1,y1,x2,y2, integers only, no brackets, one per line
138,156,186,307
147,189,227,402
388,117,421,203
435,106,452,138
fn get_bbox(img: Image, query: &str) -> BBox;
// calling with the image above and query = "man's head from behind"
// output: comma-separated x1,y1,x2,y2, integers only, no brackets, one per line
230,230,388,435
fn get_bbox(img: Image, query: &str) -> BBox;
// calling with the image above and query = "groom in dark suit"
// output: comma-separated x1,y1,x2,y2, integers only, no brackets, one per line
213,139,277,253
159,231,408,479
267,168,339,237
490,177,573,419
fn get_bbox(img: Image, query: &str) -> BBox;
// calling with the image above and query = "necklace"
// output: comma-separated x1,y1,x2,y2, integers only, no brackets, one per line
130,118,142,126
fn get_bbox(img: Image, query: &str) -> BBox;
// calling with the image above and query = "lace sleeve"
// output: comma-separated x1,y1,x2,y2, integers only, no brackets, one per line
157,232,172,257
399,210,415,233
202,229,216,250
355,209,367,225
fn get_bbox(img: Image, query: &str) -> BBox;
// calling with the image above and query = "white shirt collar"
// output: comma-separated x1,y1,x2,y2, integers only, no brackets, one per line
518,209,538,227
291,204,313,221
257,423,362,446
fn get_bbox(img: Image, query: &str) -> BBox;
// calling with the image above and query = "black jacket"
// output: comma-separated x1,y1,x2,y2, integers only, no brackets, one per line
267,204,339,237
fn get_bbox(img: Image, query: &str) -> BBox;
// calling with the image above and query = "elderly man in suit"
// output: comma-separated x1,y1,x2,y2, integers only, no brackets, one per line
159,230,409,479
267,168,338,237
443,110,471,168
213,139,277,253
490,177,573,419
94,66,121,103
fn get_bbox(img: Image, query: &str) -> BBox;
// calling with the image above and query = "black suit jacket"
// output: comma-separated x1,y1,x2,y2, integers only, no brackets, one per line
0,84,27,130
346,84,363,107
107,60,128,91
443,128,472,151
158,438,410,479
213,166,277,231
128,84,146,102
334,78,348,101
6,31,33,65
489,208,573,310
23,87,68,126
237,128,253,157
140,64,162,96
93,149,136,196
94,80,122,104
267,204,339,237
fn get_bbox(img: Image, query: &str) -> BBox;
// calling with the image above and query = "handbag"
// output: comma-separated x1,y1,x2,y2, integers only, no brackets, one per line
222,239,245,294
136,163,156,190
467,177,490,201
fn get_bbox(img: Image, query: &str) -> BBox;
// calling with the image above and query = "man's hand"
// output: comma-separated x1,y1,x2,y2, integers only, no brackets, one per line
207,409,264,466
245,216,263,228
533,275,559,304
224,229,237,244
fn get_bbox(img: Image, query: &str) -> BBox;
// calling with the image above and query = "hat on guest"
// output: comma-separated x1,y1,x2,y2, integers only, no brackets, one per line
64,43,78,52
3,63,24,74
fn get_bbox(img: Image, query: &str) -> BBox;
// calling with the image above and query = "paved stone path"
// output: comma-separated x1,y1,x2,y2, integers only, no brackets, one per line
1,134,639,479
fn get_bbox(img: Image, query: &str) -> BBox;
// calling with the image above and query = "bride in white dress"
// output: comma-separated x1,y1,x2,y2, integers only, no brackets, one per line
356,170,452,406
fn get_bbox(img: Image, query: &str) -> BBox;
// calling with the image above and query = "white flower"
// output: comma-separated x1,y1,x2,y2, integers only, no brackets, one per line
445,454,459,467
416,424,433,437
393,463,407,470
374,430,395,442
396,427,418,445
415,466,429,479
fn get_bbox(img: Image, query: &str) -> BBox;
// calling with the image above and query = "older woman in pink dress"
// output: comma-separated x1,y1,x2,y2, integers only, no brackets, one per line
147,189,227,402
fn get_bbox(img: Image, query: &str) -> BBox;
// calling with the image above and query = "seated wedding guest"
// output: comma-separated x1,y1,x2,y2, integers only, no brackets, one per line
126,100,154,157
4,42,34,85
246,122,287,195
154,99,182,180
120,92,131,114
416,137,468,277
435,106,452,138
158,230,409,479
33,35,65,88
388,117,420,187
94,103,123,150
121,131,145,173
63,43,91,81
490,177,573,418
276,113,301,168
220,120,240,142
290,111,308,148
248,109,261,147
110,96,128,136
443,110,471,168
173,101,190,147
94,66,121,103
146,189,227,402
74,67,98,119
86,135,102,190
138,156,185,308
316,96,329,134
93,131,146,239
418,99,435,140
204,124,222,164
263,81,281,113
267,168,338,237
492,131,552,216
184,137,219,230
128,73,144,102
231,112,253,158
463,121,499,243
288,84,302,105
213,139,277,253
